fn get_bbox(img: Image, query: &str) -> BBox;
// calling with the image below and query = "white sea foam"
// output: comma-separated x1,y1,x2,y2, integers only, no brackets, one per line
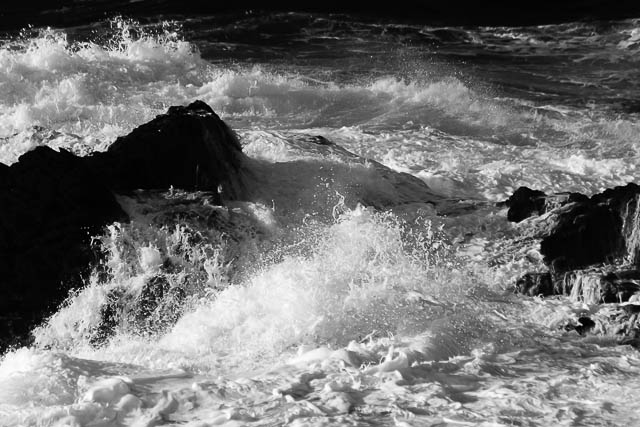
3,15,640,427
1,19,637,204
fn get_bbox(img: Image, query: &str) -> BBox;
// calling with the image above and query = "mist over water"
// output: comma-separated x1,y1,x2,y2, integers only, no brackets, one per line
2,12,640,427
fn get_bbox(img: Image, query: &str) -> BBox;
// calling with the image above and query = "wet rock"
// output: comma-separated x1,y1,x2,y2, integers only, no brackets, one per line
130,275,186,335
504,186,546,222
509,183,640,345
542,191,589,212
514,272,553,296
574,316,596,335
91,276,187,346
599,270,640,303
504,186,588,223
552,303,640,344
90,287,127,347
0,100,250,350
564,316,596,335
516,268,640,304
0,162,8,179
135,276,172,321
507,184,640,272
0,146,127,348
541,203,625,272
593,304,640,345
85,100,249,200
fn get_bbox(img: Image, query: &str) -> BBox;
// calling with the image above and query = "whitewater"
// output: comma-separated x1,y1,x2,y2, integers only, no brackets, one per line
2,12,640,426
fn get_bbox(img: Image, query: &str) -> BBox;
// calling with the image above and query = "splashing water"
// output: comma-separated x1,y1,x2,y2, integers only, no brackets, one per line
623,195,640,265
2,13,640,427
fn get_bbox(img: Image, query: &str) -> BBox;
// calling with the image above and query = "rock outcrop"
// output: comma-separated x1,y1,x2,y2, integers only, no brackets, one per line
0,147,127,350
0,100,248,350
90,276,186,347
508,184,640,345
507,184,640,273
85,100,248,201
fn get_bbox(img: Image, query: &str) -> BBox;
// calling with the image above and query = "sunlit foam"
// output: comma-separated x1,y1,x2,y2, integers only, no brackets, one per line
1,19,638,209
27,196,489,374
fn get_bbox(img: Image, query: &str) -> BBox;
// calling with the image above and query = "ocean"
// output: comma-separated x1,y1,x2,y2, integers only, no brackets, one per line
2,9,640,426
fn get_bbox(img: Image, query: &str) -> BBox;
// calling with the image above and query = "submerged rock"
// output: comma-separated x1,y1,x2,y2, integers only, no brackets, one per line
600,270,640,302
559,302,640,346
90,276,187,346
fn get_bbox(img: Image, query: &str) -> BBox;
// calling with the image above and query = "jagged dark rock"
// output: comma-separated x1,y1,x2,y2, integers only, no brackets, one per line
510,183,640,345
85,100,248,200
508,184,640,273
0,146,127,349
90,277,187,347
504,186,547,222
504,186,588,223
0,100,250,351
514,272,553,296
540,183,640,272
541,203,624,272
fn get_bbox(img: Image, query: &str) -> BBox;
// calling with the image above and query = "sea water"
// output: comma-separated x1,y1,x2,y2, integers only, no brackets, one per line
2,13,640,426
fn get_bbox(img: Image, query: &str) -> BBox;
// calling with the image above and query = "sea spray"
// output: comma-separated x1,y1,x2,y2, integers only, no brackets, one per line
0,18,205,164
0,199,506,427
28,195,493,373
1,19,638,203
33,213,235,351
4,13,640,426
623,194,640,265
159,205,488,365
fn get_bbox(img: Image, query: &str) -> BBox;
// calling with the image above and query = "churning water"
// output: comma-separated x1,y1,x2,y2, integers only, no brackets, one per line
2,12,640,426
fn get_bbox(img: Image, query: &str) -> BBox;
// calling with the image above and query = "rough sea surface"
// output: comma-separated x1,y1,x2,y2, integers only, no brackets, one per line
2,12,640,426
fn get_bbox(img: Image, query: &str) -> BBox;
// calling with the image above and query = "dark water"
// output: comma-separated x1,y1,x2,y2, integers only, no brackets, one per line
1,9,640,427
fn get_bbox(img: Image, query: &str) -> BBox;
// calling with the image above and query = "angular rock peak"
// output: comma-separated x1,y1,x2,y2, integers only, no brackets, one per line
0,101,248,351
85,100,249,201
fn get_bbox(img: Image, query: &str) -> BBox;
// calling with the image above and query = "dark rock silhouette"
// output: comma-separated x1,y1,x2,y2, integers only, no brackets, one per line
504,186,588,224
85,100,248,201
541,184,640,272
0,147,127,350
509,184,640,343
514,272,553,297
507,183,640,273
504,186,546,222
89,276,186,347
0,100,248,351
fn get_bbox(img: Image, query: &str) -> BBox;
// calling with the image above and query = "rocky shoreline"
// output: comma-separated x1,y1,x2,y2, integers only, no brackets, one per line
506,184,640,345
2,100,640,352
0,101,248,349
0,100,443,351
